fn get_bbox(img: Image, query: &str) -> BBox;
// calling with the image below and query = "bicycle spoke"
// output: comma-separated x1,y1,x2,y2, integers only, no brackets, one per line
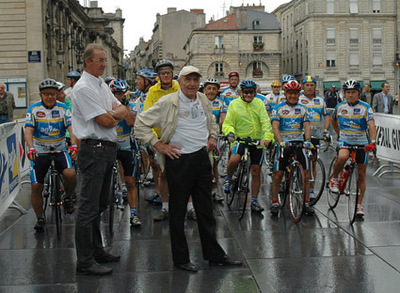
289,164,305,223
347,165,359,224
327,156,340,209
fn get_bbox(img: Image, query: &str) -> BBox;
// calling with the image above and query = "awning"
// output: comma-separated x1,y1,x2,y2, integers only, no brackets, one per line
370,80,386,91
323,81,341,90
359,81,364,88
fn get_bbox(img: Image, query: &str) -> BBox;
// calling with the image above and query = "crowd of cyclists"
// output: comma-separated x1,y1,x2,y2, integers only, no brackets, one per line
25,57,378,233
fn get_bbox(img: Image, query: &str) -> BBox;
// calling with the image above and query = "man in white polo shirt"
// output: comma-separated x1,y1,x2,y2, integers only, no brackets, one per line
135,66,242,273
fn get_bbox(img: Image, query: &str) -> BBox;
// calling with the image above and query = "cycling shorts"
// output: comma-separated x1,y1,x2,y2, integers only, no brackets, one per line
117,150,134,177
274,143,309,171
231,142,264,166
339,143,368,165
30,152,73,184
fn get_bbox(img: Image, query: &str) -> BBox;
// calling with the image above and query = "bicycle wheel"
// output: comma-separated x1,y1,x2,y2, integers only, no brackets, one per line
139,148,150,184
278,169,289,208
236,164,249,220
217,147,228,178
108,169,116,235
309,158,326,206
134,152,142,201
347,165,359,224
53,173,62,239
288,163,305,223
227,167,240,207
327,156,340,209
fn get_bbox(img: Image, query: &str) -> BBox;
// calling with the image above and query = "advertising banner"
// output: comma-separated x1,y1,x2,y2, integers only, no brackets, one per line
374,113,400,164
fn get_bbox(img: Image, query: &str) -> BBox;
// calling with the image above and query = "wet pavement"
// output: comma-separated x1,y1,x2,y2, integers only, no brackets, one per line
1,148,400,292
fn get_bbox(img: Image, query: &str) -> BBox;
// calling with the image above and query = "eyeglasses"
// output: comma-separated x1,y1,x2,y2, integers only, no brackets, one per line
41,92,57,97
272,86,280,88
243,90,255,95
90,58,108,63
159,71,173,76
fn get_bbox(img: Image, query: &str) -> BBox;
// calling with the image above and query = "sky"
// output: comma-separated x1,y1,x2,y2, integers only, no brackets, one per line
80,0,290,51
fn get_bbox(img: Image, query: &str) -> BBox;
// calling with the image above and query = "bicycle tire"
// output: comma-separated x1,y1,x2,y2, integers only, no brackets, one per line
217,147,228,178
288,163,305,223
227,167,240,207
53,173,62,240
327,156,340,209
236,163,249,220
108,169,116,235
309,158,326,206
278,169,289,208
134,152,142,201
347,164,359,224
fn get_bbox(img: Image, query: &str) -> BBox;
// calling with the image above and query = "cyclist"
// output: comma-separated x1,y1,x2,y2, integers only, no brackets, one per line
56,82,74,148
64,71,81,99
109,79,142,226
222,79,274,212
265,80,282,115
220,71,241,124
277,75,296,104
105,76,116,85
25,78,78,232
328,79,376,217
299,76,331,201
203,78,225,202
270,80,315,216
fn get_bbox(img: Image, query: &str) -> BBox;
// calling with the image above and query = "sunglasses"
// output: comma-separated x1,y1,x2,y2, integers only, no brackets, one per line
243,90,255,95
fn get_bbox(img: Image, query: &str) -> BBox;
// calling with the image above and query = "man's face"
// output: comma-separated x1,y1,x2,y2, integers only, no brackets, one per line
178,73,200,100
303,82,316,97
67,78,76,88
56,89,66,102
229,76,239,88
241,88,256,103
204,84,219,101
272,85,280,95
330,87,336,92
382,83,390,94
285,90,300,105
364,84,371,92
40,88,57,108
344,89,360,104
135,76,145,91
158,66,173,85
85,49,107,77
0,84,5,96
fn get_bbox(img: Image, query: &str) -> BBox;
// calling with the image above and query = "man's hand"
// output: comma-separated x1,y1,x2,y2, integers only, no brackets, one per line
68,145,78,160
365,143,376,152
260,139,270,148
207,137,217,151
323,130,331,142
153,141,182,160
279,141,291,148
303,141,314,149
28,147,38,161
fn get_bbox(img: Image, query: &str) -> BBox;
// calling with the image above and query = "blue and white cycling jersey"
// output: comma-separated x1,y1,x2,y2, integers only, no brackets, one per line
265,92,281,113
298,94,327,137
133,90,147,116
25,101,71,152
271,102,310,142
221,86,240,113
333,101,374,145
255,93,268,111
116,101,136,150
210,96,224,124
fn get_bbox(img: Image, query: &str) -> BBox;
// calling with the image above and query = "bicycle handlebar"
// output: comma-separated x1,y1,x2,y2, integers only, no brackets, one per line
236,137,261,146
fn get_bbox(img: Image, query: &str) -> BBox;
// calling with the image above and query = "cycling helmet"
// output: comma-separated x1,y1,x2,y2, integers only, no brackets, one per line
342,79,361,91
173,73,179,80
137,69,155,81
109,79,129,93
283,80,302,91
271,80,282,87
154,59,174,73
39,78,59,91
303,76,316,84
281,75,296,84
105,76,116,85
204,78,220,89
66,71,81,80
56,81,65,92
228,71,239,78
240,79,257,90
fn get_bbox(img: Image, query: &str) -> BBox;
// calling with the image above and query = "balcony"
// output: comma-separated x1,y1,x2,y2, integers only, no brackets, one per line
215,72,224,77
252,68,263,78
214,45,225,54
253,42,264,52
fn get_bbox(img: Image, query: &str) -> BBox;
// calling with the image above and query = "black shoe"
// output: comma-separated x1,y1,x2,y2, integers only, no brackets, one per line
270,204,280,216
175,262,198,272
34,218,45,232
304,204,315,215
63,197,75,214
94,252,121,263
209,255,242,266
76,263,113,276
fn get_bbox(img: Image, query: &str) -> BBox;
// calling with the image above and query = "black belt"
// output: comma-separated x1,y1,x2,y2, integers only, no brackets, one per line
81,138,117,148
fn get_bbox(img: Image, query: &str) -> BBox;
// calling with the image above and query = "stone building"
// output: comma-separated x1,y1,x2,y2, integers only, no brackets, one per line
0,0,124,118
273,0,399,94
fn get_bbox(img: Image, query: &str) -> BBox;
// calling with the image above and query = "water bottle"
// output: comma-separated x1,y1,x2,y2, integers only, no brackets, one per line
339,160,351,189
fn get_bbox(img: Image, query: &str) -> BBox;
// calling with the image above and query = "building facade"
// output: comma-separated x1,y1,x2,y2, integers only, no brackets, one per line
0,0,124,118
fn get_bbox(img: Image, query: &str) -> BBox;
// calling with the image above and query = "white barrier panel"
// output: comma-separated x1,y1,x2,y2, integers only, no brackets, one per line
375,113,400,164
0,119,29,218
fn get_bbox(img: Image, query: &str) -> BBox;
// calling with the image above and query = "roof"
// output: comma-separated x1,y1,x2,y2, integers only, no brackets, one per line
246,9,280,30
205,14,238,30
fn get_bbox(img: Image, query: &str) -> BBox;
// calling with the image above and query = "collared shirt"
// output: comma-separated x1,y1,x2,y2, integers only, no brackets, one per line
72,71,120,141
170,90,208,154
298,94,327,137
383,94,389,113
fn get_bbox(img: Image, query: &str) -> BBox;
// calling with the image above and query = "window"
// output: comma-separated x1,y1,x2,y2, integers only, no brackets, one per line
252,62,263,77
350,28,358,43
254,36,263,43
349,51,359,66
349,0,358,13
372,52,382,66
373,0,380,13
215,63,224,76
327,0,334,14
326,51,336,67
327,28,335,44
215,36,223,48
373,28,382,44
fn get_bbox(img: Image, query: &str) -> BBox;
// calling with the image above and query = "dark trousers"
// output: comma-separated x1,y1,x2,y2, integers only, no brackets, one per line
165,148,226,265
75,140,116,268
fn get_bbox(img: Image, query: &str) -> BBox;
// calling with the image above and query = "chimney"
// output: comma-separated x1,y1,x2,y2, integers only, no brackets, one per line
190,9,204,14
90,0,98,8
167,7,177,14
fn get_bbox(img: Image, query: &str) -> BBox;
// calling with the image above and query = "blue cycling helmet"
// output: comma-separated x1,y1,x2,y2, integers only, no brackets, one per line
109,79,129,93
303,76,316,84
342,79,361,91
173,73,179,80
281,75,296,84
240,79,257,90
105,76,116,85
136,69,154,80
66,71,81,80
